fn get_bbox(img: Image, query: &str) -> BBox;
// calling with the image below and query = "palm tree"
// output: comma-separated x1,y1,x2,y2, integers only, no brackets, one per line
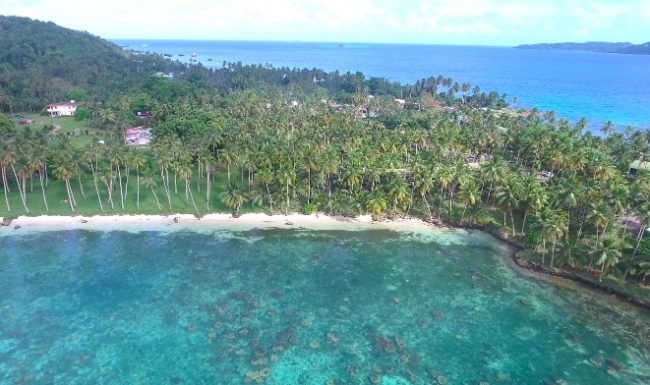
459,180,480,223
53,161,75,213
545,211,568,268
83,144,104,212
30,151,49,212
366,191,388,218
591,237,623,282
220,181,248,216
277,165,296,215
387,175,409,212
256,168,275,213
413,167,435,221
600,121,614,137
495,175,522,237
0,143,11,212
142,174,162,211
177,163,199,215
129,152,146,210
624,210,649,280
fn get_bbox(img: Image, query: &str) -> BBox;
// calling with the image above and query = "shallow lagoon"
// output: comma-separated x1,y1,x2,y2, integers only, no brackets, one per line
0,227,648,384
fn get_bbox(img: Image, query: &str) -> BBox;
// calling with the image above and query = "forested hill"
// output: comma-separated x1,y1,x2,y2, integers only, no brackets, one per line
515,41,650,55
0,16,509,115
0,16,181,112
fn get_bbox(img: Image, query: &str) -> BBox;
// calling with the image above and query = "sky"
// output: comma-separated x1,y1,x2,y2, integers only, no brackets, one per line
1,0,649,45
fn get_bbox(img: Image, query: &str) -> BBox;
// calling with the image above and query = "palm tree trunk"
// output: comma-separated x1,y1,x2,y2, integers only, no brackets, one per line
550,240,557,268
206,169,211,211
599,262,605,282
151,186,162,211
76,166,86,199
66,179,75,213
164,167,172,210
188,184,199,216
117,166,125,210
423,195,433,222
136,166,140,210
1,166,10,212
266,183,273,213
197,162,201,193
510,209,516,237
21,177,29,213
624,229,645,280
90,166,103,212
10,164,28,212
124,165,129,200
107,180,114,210
285,181,290,215
39,170,48,212
521,212,528,234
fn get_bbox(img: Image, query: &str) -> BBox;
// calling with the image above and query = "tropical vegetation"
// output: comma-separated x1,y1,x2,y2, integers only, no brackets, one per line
1,16,649,290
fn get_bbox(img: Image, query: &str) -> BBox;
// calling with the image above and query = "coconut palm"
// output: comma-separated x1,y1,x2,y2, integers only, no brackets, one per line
141,174,162,211
220,181,248,216
591,237,623,282
366,191,388,218
53,160,75,213
459,180,480,223
495,175,522,236
277,165,296,215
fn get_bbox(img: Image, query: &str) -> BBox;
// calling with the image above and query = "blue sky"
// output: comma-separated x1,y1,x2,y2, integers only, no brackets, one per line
1,0,648,45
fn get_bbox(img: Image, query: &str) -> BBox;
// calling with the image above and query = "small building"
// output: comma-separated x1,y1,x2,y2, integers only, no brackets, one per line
629,160,650,176
155,72,174,78
46,101,81,117
125,126,152,146
136,111,153,120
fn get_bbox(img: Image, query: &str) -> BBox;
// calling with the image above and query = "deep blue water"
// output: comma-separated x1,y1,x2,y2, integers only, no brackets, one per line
113,40,650,130
1,227,649,384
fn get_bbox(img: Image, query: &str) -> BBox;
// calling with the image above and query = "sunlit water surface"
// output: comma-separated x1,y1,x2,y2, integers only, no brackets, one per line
0,227,648,385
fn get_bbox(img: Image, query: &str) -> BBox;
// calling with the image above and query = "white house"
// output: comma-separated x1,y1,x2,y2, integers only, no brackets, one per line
46,101,81,117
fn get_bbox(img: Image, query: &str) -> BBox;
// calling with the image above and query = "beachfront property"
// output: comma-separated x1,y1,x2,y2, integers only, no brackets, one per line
125,126,152,146
629,159,650,176
45,100,81,117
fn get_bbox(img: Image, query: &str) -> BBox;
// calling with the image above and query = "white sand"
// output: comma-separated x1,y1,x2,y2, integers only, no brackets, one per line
0,212,444,233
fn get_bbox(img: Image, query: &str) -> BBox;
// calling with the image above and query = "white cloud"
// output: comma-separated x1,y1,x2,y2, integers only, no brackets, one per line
0,0,647,45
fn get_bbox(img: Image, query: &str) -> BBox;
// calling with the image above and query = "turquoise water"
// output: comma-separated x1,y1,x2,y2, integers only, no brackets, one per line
0,227,649,385
113,40,650,129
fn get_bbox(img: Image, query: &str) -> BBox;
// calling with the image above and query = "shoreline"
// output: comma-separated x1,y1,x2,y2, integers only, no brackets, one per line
2,212,648,312
0,212,448,233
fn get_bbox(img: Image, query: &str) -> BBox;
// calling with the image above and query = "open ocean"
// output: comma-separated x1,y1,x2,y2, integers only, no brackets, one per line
113,40,650,131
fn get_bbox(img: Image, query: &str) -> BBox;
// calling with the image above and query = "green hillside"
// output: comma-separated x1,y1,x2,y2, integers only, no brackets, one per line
0,15,181,112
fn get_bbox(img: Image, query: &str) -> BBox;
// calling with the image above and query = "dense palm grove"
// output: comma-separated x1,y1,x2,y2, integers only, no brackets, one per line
1,91,650,286
0,16,649,289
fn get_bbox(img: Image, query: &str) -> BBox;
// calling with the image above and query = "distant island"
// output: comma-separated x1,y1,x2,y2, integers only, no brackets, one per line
515,41,650,55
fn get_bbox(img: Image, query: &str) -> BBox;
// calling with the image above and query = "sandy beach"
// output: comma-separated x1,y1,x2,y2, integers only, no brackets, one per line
0,212,444,233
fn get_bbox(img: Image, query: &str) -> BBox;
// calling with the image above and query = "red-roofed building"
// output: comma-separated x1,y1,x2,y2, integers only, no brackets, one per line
46,100,81,117
125,126,152,146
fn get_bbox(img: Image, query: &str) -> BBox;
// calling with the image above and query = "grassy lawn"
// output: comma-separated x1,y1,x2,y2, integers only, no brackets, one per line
0,171,264,219
13,113,100,148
